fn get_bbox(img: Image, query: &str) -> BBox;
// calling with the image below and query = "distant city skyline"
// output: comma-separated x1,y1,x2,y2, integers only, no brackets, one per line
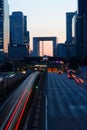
8,0,77,55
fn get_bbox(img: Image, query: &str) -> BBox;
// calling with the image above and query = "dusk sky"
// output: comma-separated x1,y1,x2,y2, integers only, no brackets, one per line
8,0,77,56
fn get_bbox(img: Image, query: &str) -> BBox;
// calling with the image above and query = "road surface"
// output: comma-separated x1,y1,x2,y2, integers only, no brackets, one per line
46,72,87,130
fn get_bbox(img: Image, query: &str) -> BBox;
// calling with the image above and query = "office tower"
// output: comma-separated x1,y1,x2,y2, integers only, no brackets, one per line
65,12,76,58
66,12,76,45
76,0,87,57
56,43,66,58
78,0,87,16
9,12,29,61
10,12,29,46
75,15,82,57
24,16,29,45
10,12,24,45
0,0,9,61
8,45,29,61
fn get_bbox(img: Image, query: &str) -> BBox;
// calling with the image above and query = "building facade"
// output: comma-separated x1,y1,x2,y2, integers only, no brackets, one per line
0,0,9,61
10,12,29,46
66,12,76,45
10,12,24,46
76,0,87,57
78,0,87,16
8,45,29,61
56,43,66,58
65,12,77,58
24,16,29,45
9,12,29,61
33,37,57,57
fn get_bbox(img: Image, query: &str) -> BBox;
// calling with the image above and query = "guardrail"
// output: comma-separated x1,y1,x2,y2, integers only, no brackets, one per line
26,72,47,130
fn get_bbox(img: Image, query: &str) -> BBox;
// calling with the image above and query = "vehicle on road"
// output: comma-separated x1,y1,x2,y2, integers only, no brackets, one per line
67,69,76,79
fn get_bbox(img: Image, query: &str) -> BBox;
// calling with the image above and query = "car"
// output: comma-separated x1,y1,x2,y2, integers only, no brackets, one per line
78,78,84,84
74,78,80,84
67,73,76,79
74,77,84,84
67,69,76,79
58,70,63,74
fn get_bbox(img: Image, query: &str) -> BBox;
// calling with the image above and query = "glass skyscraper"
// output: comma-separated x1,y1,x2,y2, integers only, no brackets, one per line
24,16,29,45
0,0,9,54
10,12,24,46
10,12,29,46
66,12,75,45
9,12,29,61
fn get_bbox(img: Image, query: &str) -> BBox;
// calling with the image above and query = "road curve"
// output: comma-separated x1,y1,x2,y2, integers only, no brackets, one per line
0,71,39,130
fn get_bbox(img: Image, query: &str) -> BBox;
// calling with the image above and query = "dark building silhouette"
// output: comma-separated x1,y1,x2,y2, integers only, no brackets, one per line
75,15,82,57
10,12,29,46
65,12,77,58
0,0,9,61
8,45,29,61
56,43,66,58
66,12,76,45
9,12,29,61
76,0,87,57
24,16,30,45
78,0,87,16
10,12,24,45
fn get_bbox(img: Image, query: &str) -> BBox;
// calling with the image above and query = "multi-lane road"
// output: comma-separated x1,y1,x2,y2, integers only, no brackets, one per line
46,72,87,130
1,71,87,130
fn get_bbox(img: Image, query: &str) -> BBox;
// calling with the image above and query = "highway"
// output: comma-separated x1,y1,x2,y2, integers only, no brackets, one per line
1,71,87,130
0,71,39,130
46,72,87,130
